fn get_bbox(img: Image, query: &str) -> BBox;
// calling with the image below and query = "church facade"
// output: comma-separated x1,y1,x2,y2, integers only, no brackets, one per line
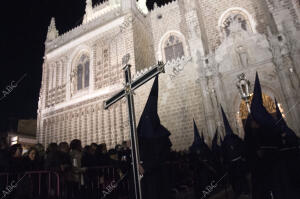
37,0,300,150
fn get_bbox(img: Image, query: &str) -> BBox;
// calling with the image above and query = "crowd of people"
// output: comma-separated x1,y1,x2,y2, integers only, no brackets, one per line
0,139,132,173
0,138,192,199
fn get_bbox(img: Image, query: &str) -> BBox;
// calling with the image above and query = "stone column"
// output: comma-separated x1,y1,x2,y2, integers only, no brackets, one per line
194,55,216,139
185,7,216,138
269,33,300,134
197,72,216,140
205,54,228,137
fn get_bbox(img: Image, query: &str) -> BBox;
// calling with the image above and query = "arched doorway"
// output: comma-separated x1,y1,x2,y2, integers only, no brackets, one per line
238,93,284,127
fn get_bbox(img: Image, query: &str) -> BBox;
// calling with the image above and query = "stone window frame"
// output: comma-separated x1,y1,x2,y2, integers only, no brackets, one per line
76,54,90,90
218,7,257,37
70,50,91,98
164,35,185,62
158,31,189,63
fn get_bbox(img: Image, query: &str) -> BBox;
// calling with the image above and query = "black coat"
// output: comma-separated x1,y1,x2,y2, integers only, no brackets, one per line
222,134,249,196
139,136,172,199
22,157,41,171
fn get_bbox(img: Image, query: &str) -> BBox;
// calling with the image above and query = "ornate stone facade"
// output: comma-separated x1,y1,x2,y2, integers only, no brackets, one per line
38,0,300,150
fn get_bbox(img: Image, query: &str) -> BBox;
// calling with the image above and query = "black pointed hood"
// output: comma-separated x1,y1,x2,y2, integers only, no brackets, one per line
190,120,207,150
137,77,170,139
250,72,277,128
189,120,212,158
191,119,202,147
212,128,219,148
221,106,234,136
212,128,221,154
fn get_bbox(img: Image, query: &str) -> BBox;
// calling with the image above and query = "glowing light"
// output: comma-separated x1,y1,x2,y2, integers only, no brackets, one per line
277,103,286,118
11,136,18,142
10,136,18,145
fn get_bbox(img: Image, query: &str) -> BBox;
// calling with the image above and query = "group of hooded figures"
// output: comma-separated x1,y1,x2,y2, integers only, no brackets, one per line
136,73,300,199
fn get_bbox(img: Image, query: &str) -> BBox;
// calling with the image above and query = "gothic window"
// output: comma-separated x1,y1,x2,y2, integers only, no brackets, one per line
77,64,83,90
84,60,89,87
164,35,185,62
75,54,90,91
221,10,252,37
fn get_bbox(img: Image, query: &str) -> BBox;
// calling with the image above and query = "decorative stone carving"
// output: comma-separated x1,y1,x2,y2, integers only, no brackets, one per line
46,18,59,43
164,56,192,80
216,20,270,72
222,12,250,38
235,45,249,67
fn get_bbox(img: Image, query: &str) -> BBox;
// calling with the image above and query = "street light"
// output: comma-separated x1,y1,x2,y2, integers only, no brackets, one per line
236,73,251,113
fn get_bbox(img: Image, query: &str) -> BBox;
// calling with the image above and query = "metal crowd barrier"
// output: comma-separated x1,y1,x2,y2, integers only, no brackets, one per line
0,163,191,199
0,170,60,199
0,166,129,199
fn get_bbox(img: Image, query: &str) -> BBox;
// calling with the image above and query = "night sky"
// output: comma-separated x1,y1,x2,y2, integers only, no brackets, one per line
0,0,171,131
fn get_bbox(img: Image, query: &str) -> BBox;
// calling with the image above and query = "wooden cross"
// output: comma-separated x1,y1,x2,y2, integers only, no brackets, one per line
103,55,165,199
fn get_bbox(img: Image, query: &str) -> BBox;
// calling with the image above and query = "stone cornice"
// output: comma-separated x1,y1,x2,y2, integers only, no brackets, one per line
45,15,125,60
45,5,122,54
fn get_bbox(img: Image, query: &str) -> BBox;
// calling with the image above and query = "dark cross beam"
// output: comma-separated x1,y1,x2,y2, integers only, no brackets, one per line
103,60,165,199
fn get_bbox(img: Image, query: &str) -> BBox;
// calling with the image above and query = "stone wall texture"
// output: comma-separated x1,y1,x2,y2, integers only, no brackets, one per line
37,0,300,150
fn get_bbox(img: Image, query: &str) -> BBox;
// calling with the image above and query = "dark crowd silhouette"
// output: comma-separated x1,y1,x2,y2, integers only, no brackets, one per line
0,74,300,199
0,139,195,199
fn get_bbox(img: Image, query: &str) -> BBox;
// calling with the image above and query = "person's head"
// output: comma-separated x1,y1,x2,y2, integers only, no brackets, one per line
121,141,127,149
108,149,118,160
115,144,122,152
91,143,97,152
126,140,131,148
28,147,37,161
99,143,107,153
59,142,69,153
70,139,82,152
83,145,91,154
47,143,58,154
35,143,45,153
9,144,23,158
102,143,107,151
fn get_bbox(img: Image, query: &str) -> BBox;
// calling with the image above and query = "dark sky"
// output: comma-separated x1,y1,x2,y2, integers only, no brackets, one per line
0,0,171,131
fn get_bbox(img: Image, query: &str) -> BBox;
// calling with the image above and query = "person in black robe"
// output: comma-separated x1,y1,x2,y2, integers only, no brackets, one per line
211,129,224,181
137,76,172,199
246,72,284,199
274,99,300,197
244,114,264,198
189,120,216,198
220,106,249,199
